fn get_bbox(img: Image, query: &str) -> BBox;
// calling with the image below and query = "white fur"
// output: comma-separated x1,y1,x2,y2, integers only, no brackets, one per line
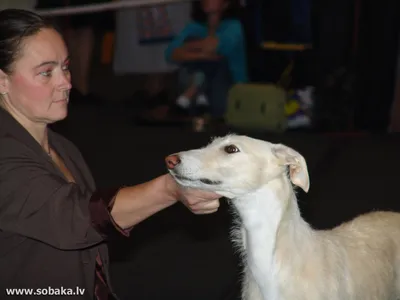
167,134,400,300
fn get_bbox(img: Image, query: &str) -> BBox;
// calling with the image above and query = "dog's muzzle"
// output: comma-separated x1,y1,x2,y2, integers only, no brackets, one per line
165,154,222,185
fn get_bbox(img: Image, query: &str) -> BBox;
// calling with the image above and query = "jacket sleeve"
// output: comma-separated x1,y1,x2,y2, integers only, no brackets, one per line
0,137,130,250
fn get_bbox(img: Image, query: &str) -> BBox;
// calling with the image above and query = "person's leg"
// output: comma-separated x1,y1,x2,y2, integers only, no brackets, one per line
178,61,221,112
171,60,232,119
193,72,208,106
205,59,233,119
174,66,199,114
176,72,198,109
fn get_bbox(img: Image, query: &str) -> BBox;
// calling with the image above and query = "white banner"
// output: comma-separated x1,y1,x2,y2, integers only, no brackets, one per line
35,0,192,17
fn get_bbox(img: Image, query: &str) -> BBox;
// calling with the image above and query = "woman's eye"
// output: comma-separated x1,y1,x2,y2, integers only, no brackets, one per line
40,70,52,77
224,145,240,154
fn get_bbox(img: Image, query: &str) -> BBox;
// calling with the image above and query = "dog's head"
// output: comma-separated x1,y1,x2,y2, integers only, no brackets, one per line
165,134,309,199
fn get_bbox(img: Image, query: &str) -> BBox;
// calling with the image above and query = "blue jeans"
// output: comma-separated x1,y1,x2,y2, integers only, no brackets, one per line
178,59,233,118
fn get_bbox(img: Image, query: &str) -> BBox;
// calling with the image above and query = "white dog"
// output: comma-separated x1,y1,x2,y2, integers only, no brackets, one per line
165,134,400,300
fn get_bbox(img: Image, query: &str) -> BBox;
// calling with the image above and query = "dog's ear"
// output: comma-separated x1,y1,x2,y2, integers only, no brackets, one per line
272,144,310,193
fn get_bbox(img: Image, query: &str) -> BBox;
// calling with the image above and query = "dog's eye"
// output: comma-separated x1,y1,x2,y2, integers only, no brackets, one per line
224,144,240,154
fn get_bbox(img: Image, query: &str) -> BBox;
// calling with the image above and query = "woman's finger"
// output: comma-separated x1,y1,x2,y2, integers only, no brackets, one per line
191,199,220,211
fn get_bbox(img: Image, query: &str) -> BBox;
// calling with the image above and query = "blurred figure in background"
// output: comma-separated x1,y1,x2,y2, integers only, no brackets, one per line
164,0,248,122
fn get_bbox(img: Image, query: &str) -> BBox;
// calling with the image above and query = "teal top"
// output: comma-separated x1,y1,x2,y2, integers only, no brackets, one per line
165,19,249,83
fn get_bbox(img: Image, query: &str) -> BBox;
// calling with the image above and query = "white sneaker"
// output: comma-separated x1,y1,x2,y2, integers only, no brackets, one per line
176,95,191,109
196,94,209,106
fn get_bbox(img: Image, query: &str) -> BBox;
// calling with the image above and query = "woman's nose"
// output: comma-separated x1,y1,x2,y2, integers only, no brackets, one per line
59,72,72,90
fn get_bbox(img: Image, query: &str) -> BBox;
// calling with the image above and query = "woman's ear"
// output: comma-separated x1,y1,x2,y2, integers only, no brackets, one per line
0,69,9,95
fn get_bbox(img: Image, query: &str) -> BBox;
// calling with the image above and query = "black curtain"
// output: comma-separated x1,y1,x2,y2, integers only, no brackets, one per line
261,0,292,43
312,0,355,84
256,0,356,87
353,0,400,131
257,0,400,131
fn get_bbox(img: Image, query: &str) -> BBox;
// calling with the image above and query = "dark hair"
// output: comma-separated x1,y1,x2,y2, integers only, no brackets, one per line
191,0,242,23
0,9,56,74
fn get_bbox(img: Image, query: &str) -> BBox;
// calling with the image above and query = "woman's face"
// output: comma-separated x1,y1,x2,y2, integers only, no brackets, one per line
0,28,71,125
201,0,228,15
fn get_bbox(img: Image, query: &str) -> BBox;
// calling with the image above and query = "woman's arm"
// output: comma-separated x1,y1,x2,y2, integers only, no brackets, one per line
165,22,220,63
0,138,221,250
109,174,177,229
110,173,221,229
170,35,222,61
170,46,220,62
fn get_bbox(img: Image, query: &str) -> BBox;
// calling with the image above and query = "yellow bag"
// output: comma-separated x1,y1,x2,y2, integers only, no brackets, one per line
225,84,287,132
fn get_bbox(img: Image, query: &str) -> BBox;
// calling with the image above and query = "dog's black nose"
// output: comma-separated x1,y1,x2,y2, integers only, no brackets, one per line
165,154,181,169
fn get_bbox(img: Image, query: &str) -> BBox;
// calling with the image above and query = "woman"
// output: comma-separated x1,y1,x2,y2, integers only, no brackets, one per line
0,9,221,299
164,0,248,120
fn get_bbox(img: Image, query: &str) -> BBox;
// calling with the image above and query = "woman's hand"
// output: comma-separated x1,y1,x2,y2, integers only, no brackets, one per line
178,187,221,214
183,36,219,55
171,45,220,62
165,174,221,214
200,36,219,54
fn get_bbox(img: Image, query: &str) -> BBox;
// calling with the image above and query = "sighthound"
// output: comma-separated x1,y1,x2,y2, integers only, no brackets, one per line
165,134,400,300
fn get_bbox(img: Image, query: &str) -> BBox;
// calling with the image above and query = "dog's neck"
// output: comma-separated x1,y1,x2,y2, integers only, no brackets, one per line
232,174,314,297
233,173,310,239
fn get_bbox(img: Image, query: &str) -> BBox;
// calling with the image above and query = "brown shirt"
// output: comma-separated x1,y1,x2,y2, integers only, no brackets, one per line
0,107,131,299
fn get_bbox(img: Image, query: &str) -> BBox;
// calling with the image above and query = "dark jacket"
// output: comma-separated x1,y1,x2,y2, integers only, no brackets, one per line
0,107,127,299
